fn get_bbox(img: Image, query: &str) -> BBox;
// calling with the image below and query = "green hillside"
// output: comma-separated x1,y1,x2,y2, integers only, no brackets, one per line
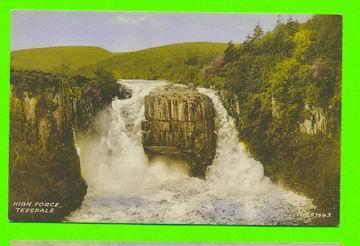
78,42,227,81
11,42,227,82
11,46,113,73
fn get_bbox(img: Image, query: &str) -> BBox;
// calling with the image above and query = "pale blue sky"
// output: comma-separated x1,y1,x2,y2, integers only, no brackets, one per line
11,11,312,52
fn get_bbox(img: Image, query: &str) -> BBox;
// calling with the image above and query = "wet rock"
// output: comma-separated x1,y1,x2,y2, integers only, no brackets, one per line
142,85,217,178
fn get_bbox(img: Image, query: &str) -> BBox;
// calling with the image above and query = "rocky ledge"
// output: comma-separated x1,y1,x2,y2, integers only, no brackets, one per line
142,85,217,178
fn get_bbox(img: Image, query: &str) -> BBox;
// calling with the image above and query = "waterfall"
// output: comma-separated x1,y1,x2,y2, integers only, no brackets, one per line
198,87,270,193
68,80,315,225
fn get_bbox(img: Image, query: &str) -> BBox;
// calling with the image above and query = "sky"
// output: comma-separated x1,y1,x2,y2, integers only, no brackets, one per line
11,11,312,52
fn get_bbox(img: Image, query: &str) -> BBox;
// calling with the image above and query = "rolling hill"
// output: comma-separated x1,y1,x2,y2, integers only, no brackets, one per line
77,42,227,80
11,42,227,82
11,46,114,73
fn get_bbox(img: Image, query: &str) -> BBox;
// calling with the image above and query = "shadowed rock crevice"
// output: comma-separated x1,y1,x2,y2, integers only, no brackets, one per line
142,85,217,178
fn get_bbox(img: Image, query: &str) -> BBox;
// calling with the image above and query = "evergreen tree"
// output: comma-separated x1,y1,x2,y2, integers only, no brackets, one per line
251,24,264,42
223,41,238,63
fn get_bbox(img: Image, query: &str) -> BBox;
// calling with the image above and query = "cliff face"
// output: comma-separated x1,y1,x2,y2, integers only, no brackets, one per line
9,70,132,221
271,96,328,135
9,86,87,221
219,87,339,224
298,104,327,135
142,85,216,178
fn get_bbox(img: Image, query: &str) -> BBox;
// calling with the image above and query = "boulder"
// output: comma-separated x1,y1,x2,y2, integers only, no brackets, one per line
142,85,216,178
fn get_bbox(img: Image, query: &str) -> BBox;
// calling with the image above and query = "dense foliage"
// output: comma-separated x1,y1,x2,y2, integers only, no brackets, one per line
11,69,126,106
202,15,342,223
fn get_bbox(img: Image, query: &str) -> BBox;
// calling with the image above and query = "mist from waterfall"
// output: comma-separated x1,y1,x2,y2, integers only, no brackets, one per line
68,80,315,225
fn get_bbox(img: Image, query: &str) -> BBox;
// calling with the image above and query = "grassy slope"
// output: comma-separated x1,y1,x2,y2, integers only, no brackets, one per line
11,43,227,79
11,46,114,73
76,42,227,79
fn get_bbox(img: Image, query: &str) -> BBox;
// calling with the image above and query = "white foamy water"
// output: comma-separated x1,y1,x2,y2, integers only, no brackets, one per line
68,79,315,225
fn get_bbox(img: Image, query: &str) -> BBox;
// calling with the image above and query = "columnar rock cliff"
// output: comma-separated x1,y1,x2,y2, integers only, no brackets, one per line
271,97,328,135
9,70,131,221
298,104,327,135
142,85,216,178
9,86,87,221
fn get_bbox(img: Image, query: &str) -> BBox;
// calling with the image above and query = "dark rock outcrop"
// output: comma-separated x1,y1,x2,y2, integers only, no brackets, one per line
142,85,216,178
9,87,87,221
9,70,132,221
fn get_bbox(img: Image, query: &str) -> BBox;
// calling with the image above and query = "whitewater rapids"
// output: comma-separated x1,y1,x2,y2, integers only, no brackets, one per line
68,79,315,225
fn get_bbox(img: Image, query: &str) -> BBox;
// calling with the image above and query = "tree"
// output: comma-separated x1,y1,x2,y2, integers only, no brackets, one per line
223,41,238,63
94,69,121,103
293,27,311,62
252,24,264,42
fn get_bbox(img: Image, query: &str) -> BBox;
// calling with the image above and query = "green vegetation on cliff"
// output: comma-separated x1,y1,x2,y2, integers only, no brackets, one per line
201,15,342,224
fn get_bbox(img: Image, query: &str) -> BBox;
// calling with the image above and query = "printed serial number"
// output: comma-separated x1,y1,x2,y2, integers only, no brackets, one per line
309,212,332,218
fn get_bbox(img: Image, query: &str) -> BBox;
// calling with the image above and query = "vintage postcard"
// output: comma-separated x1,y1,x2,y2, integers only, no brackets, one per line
9,11,342,225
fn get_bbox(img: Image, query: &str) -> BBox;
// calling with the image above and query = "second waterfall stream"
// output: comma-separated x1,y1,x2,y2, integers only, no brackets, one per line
68,79,315,225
